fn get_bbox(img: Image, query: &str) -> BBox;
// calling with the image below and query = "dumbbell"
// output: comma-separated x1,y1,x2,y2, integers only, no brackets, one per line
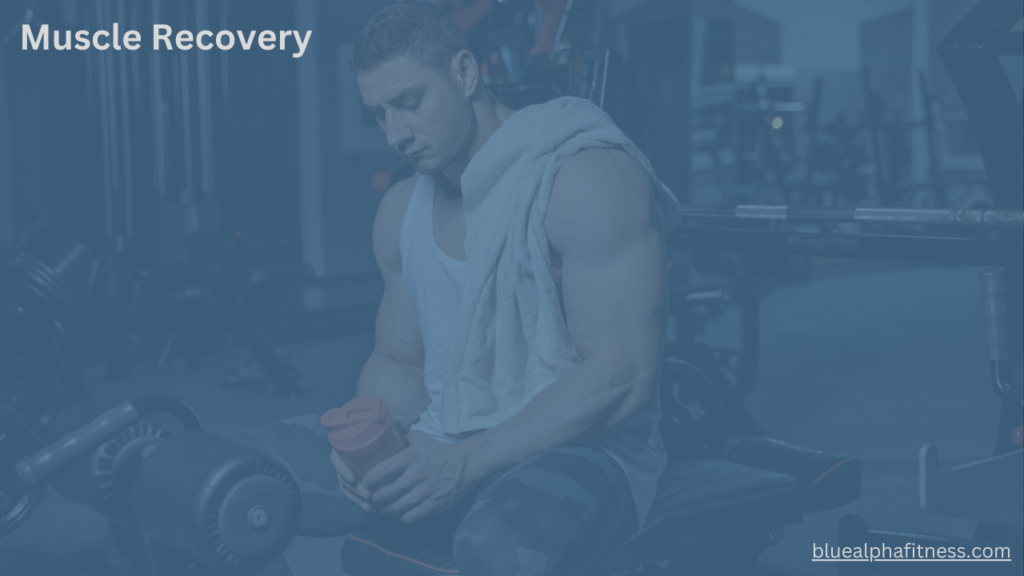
4,241,93,322
10,395,303,574
0,242,96,423
0,404,44,538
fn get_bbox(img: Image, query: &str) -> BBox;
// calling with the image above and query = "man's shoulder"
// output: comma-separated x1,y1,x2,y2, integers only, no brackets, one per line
547,148,654,238
375,173,421,234
373,173,420,268
378,173,419,219
556,147,647,184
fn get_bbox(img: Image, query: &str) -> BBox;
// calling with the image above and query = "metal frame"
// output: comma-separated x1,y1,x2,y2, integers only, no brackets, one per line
678,204,1024,229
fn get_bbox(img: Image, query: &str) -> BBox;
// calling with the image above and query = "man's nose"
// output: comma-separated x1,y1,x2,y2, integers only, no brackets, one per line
384,113,413,150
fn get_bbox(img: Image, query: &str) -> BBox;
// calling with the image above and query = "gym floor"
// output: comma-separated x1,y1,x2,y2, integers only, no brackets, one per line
2,261,1006,575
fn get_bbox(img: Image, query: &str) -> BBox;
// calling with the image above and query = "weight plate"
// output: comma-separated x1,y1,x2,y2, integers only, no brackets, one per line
0,294,76,428
7,254,84,321
659,357,730,459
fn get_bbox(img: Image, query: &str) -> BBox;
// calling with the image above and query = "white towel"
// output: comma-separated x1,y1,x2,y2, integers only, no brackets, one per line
440,96,683,435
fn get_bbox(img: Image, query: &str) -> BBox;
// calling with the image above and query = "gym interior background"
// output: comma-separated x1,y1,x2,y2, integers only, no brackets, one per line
0,0,1021,575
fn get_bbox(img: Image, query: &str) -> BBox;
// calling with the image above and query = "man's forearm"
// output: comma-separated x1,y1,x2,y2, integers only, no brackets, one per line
458,355,653,482
356,351,430,425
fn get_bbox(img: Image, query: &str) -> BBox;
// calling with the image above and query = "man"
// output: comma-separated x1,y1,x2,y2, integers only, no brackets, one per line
243,1,681,574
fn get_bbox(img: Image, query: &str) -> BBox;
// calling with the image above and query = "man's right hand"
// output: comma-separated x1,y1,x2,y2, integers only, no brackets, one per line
330,415,409,512
330,450,376,512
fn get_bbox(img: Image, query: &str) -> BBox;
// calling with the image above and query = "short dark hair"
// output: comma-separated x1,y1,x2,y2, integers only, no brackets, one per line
351,1,468,75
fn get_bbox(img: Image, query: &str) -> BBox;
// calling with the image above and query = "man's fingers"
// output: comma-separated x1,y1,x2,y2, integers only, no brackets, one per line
336,473,366,499
369,468,418,507
330,451,374,500
329,450,355,485
361,451,408,490
337,476,375,513
330,451,374,505
381,484,429,517
340,474,372,501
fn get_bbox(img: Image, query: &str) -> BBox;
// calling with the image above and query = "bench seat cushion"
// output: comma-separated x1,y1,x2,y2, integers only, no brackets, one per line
342,459,802,576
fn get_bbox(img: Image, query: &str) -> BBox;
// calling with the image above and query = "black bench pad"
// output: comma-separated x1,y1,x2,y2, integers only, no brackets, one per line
601,459,802,573
342,459,802,576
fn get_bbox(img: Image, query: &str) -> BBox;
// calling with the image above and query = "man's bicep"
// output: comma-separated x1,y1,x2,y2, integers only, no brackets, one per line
560,229,665,367
373,278,425,368
550,149,666,386
371,177,425,369
362,279,429,421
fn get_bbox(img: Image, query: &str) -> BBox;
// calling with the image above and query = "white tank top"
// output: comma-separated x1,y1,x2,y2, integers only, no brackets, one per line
398,173,666,531
400,175,467,444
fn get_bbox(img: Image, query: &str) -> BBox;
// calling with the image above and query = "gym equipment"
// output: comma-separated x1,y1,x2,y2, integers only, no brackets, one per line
0,241,97,539
0,242,94,429
860,67,913,205
664,274,765,437
658,358,729,459
670,225,1023,268
727,437,862,514
733,77,805,199
658,357,863,515
919,443,1021,529
439,0,611,112
341,456,798,575
800,78,873,205
679,205,1024,229
838,268,1023,575
666,219,1019,445
0,404,44,538
0,241,306,573
911,70,990,209
133,431,302,574
835,2,1024,571
15,396,200,512
980,268,1020,404
937,0,1022,213
666,220,1023,573
6,241,92,323
6,394,303,575
143,233,305,395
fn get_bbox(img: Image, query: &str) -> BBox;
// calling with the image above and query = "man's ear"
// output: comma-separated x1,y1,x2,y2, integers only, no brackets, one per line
449,49,480,98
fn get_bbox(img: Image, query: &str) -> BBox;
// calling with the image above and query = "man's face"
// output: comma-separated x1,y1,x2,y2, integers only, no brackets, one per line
358,55,473,175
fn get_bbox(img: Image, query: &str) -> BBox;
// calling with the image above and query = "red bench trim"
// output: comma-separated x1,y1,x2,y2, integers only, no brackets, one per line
346,533,460,575
806,458,859,489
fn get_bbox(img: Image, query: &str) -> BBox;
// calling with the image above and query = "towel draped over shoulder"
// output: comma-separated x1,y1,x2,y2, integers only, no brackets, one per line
441,96,683,435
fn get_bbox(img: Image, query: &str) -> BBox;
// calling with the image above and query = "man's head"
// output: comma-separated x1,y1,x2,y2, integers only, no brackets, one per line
352,1,478,175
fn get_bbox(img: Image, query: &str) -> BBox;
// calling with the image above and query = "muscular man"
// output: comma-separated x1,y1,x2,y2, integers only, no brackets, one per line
241,2,681,574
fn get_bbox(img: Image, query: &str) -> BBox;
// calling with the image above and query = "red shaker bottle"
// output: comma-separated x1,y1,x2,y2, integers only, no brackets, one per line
321,396,407,482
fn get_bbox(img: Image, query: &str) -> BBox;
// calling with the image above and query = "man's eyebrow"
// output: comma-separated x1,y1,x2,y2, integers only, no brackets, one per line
363,86,424,113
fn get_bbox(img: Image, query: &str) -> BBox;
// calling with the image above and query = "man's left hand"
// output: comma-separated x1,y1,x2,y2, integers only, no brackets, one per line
361,430,475,523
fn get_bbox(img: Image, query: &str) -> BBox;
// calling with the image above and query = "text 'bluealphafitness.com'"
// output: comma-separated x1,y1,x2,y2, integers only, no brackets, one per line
813,542,1012,563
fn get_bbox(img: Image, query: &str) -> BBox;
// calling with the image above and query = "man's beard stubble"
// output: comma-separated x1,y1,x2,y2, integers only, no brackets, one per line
411,96,474,177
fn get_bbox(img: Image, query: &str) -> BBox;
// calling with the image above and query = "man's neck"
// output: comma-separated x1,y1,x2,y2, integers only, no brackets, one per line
439,90,515,196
